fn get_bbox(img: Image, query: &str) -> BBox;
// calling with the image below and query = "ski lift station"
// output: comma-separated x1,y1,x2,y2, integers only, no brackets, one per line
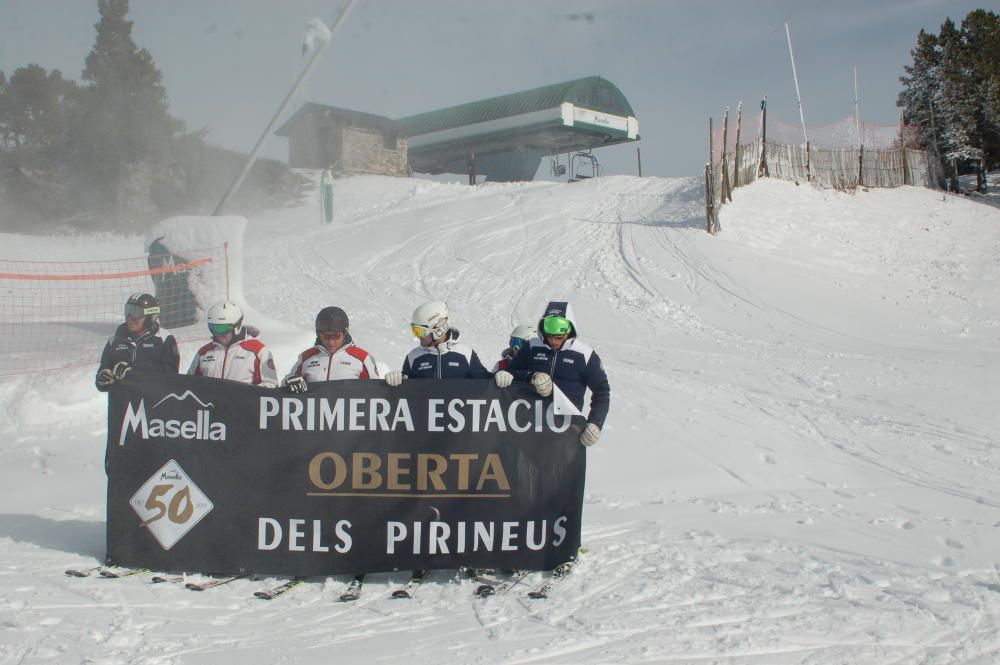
276,76,639,182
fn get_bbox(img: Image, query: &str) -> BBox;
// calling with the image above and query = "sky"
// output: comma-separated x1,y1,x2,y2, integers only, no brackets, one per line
0,0,991,179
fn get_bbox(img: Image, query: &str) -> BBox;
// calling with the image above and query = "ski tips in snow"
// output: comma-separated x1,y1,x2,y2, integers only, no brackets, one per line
391,569,428,599
338,574,366,602
185,572,248,591
253,576,306,600
99,567,151,579
64,565,102,578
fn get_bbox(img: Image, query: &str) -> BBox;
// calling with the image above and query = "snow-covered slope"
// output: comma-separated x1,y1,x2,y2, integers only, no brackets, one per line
2,174,999,664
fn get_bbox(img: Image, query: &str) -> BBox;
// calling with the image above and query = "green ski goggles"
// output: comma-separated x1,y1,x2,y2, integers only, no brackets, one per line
542,316,571,336
208,322,237,335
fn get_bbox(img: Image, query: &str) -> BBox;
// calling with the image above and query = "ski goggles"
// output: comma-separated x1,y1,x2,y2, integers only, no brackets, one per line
509,336,529,351
208,322,237,335
411,323,432,338
124,303,159,319
317,328,346,338
541,316,571,336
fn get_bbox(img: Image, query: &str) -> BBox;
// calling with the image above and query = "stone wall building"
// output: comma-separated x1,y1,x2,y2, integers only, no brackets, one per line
275,103,408,177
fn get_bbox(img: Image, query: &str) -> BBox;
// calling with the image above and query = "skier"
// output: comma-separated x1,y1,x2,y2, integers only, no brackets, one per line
96,292,180,391
281,305,377,600
384,300,491,385
282,306,380,391
187,300,278,387
491,324,537,373
495,301,610,447
383,299,490,598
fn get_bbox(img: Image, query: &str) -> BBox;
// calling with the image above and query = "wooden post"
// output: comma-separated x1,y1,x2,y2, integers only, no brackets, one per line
805,141,811,183
758,96,769,178
720,107,732,202
733,102,743,189
857,144,864,188
899,114,908,186
705,163,714,234
637,147,642,177
709,117,714,169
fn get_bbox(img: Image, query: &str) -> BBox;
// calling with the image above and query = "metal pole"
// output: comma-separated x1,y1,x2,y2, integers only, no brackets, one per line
213,0,358,216
785,22,809,150
854,66,861,149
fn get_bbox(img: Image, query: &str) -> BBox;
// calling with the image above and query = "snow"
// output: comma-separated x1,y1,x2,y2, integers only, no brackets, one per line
147,214,249,306
2,172,1000,664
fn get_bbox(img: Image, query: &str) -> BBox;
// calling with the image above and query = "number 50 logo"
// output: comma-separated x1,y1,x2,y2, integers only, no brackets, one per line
130,459,214,550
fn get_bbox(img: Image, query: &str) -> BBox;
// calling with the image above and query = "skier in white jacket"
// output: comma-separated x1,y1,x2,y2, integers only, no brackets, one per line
282,306,380,393
188,300,278,388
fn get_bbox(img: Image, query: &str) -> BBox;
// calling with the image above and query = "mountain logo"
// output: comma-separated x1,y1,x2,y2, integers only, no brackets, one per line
118,389,227,446
152,390,215,410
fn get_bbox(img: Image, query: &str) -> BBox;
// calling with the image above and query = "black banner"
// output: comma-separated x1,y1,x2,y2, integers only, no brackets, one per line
106,372,586,576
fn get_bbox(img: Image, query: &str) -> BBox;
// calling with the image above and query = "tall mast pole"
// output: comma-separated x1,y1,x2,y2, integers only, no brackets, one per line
214,0,358,216
854,66,861,149
785,22,808,148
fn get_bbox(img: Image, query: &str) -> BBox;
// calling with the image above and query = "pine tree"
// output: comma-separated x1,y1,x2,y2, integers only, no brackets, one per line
937,19,979,166
0,65,78,150
898,11,1000,190
898,30,941,154
71,0,182,217
960,10,1000,187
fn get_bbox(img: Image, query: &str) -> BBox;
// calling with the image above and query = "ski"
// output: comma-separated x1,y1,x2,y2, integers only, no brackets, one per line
391,569,428,599
151,575,185,584
475,570,530,597
526,560,577,599
64,565,102,578
99,566,151,579
185,573,248,591
338,574,366,602
253,576,305,600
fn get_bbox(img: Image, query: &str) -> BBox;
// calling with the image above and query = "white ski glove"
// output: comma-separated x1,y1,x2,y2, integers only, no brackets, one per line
494,370,513,388
385,370,404,387
531,372,553,397
580,423,601,447
112,361,132,381
96,368,115,390
286,376,308,394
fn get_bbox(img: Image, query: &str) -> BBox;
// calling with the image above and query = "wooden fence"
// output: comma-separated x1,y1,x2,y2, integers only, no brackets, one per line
705,106,944,234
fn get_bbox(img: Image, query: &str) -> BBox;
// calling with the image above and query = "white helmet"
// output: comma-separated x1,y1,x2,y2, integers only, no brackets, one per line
410,300,450,340
510,324,537,341
207,300,244,336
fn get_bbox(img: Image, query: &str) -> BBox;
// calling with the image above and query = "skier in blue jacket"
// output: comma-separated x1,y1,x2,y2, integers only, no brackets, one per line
495,301,610,446
384,300,491,385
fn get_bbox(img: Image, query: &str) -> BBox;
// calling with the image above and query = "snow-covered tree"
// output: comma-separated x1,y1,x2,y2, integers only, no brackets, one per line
898,29,941,148
898,10,1000,186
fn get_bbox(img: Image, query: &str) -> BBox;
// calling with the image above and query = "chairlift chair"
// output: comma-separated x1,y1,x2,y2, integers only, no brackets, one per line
570,151,602,182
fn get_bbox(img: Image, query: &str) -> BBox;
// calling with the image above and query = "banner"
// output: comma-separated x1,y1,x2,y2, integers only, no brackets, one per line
106,372,586,576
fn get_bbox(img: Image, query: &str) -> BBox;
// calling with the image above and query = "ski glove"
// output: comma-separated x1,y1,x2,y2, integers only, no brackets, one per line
96,369,115,391
286,376,308,394
531,372,553,397
494,370,513,388
112,361,132,381
580,423,601,447
385,370,404,387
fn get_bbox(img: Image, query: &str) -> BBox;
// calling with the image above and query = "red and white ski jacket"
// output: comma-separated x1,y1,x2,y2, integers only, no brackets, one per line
187,333,279,388
283,342,380,384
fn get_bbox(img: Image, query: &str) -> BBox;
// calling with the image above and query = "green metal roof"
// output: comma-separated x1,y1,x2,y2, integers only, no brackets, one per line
396,76,635,137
